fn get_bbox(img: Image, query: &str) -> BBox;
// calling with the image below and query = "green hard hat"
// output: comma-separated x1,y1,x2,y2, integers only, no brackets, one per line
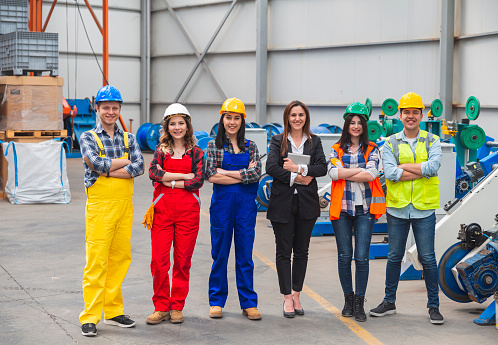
343,102,369,120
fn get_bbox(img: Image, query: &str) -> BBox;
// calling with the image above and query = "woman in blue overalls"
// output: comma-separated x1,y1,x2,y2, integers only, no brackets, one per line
205,98,262,320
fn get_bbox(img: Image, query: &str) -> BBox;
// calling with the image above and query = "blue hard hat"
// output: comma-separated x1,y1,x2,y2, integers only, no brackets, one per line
95,85,123,104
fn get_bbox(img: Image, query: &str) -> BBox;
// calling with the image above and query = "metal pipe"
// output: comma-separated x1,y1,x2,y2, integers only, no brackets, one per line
173,0,238,102
83,0,103,34
140,0,149,125
42,0,58,32
255,0,268,124
103,0,109,86
440,0,455,122
163,0,226,100
486,142,498,148
37,0,42,31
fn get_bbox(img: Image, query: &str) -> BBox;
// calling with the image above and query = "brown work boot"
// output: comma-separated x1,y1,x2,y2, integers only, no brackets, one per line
242,307,262,320
146,311,170,324
170,310,184,324
209,306,223,318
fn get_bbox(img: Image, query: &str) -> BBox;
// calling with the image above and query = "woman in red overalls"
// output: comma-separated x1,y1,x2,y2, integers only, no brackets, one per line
146,103,204,324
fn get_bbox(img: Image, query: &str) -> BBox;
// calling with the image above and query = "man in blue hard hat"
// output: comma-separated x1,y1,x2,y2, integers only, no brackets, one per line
79,85,144,337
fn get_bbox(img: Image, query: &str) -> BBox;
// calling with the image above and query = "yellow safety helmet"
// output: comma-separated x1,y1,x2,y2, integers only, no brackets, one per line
398,92,425,110
220,97,246,118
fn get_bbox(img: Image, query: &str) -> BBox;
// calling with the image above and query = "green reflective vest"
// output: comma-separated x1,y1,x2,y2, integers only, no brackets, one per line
385,130,439,210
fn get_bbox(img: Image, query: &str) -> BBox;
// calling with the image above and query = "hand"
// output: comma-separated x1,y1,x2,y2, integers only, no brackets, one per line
185,173,195,180
248,160,257,169
162,181,171,187
156,164,164,171
283,158,299,173
295,174,313,185
217,168,228,175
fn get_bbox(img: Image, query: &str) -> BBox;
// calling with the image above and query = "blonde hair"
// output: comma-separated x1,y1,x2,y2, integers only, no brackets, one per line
159,115,196,154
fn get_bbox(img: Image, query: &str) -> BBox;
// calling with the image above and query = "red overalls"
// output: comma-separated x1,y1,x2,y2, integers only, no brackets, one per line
150,152,200,311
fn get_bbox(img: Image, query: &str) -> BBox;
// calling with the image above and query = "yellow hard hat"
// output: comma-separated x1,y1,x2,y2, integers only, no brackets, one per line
220,97,246,118
398,92,425,110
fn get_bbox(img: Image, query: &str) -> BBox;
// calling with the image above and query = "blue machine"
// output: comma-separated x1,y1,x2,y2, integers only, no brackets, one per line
439,221,498,325
64,98,97,158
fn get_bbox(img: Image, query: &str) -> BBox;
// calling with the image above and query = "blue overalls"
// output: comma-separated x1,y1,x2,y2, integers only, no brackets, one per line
209,140,258,309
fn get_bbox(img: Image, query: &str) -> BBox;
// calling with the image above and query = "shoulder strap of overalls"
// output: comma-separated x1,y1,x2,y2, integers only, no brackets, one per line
123,132,129,159
89,130,106,158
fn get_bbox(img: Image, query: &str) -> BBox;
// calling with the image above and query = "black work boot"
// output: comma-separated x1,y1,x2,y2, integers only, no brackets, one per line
354,294,367,322
342,292,355,317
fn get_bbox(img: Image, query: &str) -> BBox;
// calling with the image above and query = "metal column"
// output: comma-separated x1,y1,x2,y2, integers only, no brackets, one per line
141,0,150,125
440,0,455,121
256,0,268,124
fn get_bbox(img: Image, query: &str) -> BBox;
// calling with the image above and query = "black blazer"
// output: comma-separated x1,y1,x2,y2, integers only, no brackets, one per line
266,134,327,223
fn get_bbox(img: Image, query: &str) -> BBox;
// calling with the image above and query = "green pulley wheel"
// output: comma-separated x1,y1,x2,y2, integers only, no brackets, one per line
382,98,398,116
365,98,373,117
367,121,382,141
382,119,394,137
431,99,443,118
465,96,480,121
460,125,486,150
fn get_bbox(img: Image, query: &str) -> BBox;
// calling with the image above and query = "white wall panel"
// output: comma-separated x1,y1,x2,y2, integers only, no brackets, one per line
268,42,439,106
152,1,255,56
458,0,498,36
268,0,440,49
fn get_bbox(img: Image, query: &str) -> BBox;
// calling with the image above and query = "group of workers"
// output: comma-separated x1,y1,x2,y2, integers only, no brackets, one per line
78,85,443,337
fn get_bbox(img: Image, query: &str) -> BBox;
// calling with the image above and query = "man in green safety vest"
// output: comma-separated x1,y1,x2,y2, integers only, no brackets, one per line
369,92,444,325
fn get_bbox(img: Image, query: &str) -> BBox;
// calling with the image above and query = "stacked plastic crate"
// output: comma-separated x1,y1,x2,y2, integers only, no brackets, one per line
0,0,59,76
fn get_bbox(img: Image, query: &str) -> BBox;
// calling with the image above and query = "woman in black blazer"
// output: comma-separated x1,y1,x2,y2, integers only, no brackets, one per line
266,100,327,318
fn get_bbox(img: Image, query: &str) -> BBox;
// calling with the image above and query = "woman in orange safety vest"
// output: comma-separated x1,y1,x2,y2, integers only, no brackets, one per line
328,102,385,323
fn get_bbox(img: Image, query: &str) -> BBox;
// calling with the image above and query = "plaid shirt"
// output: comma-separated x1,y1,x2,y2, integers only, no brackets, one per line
80,123,144,187
328,143,380,216
148,145,205,191
205,136,262,184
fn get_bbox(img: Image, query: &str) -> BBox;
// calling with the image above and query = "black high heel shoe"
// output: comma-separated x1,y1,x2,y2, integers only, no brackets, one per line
294,307,304,316
283,301,295,318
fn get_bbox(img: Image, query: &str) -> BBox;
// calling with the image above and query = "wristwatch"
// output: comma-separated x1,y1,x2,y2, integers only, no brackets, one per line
171,180,176,189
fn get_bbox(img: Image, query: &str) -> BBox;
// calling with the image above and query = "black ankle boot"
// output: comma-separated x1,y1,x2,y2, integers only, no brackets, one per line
342,292,355,317
354,294,367,322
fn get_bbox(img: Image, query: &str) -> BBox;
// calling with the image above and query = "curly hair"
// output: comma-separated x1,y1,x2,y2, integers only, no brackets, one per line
159,115,196,154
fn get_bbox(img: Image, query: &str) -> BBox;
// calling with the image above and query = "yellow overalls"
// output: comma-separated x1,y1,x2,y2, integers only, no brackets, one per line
79,131,134,325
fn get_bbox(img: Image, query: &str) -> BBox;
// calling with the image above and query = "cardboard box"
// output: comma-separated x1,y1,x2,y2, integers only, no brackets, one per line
0,76,64,131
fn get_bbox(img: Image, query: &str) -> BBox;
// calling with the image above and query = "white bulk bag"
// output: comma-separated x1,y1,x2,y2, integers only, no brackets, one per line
3,140,71,204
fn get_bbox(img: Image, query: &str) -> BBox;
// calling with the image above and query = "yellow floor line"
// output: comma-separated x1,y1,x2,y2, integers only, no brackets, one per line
200,209,383,345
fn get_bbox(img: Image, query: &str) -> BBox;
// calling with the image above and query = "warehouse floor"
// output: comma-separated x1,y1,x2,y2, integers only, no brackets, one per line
1,153,496,345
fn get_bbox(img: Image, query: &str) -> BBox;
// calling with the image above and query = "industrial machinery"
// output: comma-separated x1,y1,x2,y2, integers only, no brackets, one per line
437,218,498,325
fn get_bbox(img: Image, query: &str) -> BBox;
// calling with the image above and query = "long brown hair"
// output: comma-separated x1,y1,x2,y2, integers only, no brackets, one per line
279,100,313,156
338,114,370,154
159,115,196,154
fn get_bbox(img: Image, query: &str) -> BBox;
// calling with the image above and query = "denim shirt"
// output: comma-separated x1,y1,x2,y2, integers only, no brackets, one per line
382,130,442,219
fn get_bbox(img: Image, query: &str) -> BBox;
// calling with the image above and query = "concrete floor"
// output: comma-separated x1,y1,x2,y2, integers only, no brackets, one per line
1,153,497,345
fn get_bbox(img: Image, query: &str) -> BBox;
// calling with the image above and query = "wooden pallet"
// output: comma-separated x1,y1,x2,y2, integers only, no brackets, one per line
1,130,67,140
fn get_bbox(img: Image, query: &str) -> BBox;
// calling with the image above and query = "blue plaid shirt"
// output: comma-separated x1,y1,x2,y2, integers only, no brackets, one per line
80,123,144,187
328,143,380,216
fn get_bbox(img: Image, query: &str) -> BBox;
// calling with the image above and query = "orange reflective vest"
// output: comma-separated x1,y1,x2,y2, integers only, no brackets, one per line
329,142,386,220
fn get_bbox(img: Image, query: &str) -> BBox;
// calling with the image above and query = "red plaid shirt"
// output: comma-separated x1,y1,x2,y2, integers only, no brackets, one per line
148,145,205,191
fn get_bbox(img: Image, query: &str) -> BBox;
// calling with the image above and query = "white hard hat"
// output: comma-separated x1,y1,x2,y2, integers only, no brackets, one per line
163,103,191,122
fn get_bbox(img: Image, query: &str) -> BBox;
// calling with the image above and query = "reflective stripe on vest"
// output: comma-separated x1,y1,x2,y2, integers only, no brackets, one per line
385,130,439,210
329,142,386,220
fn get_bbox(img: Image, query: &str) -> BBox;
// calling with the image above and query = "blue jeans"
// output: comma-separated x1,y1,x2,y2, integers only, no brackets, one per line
384,212,439,308
331,206,374,297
